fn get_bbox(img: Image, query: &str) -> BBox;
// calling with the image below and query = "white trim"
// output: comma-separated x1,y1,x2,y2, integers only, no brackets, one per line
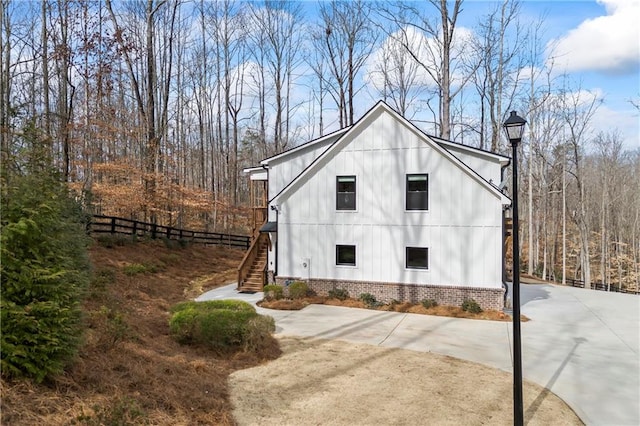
405,246,430,270
336,174,358,212
244,167,268,181
271,101,510,206
335,243,358,268
433,137,510,165
260,127,351,166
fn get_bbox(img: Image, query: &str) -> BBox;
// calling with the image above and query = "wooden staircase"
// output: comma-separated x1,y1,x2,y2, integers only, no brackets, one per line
504,217,513,237
237,232,269,292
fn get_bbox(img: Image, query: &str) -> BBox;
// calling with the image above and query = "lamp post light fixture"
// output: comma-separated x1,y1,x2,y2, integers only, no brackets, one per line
504,110,527,426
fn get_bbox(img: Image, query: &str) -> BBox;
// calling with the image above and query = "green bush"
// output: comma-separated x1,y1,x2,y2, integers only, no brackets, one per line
1,127,90,382
359,293,381,308
122,262,158,276
243,316,276,352
461,299,483,314
263,285,284,301
328,288,349,301
288,281,310,299
421,299,438,309
168,300,273,351
170,299,256,314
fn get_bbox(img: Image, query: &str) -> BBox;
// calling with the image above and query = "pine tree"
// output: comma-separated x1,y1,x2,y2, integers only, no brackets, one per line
1,124,90,382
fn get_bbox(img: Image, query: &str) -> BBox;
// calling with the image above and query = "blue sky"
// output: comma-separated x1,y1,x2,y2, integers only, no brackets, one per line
459,0,639,150
304,0,639,151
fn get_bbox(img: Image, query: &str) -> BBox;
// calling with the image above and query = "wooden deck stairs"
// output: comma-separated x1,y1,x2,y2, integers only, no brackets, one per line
237,232,269,292
504,217,513,237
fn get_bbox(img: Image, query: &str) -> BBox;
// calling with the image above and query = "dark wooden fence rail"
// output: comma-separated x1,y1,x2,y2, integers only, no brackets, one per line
88,215,250,250
565,278,638,295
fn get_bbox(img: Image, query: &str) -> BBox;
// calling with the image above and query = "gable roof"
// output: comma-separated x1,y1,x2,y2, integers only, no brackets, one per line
270,101,511,205
432,135,511,166
260,127,351,166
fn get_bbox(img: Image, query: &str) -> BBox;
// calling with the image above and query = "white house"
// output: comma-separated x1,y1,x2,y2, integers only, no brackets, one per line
239,101,511,310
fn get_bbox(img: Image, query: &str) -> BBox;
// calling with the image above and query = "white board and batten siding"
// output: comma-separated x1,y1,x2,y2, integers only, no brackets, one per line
436,142,508,186
272,107,506,290
263,129,348,219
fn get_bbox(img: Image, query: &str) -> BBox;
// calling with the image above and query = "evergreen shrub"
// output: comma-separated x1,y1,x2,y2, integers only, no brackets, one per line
288,281,309,299
263,284,284,301
1,129,90,382
168,300,274,351
461,299,483,314
328,288,349,301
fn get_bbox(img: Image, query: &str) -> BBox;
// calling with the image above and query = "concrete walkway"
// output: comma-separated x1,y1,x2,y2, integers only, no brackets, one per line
197,283,640,426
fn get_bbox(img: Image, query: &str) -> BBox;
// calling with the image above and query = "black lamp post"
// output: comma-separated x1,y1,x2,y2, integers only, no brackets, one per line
504,110,526,426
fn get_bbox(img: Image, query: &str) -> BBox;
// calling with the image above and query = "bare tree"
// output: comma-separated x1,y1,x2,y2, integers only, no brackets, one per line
0,0,12,161
106,0,180,221
368,17,425,118
380,0,469,139
470,0,524,150
561,84,601,289
248,0,304,154
314,0,376,128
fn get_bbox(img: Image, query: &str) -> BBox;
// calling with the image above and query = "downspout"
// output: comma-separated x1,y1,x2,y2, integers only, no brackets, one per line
274,207,278,277
263,163,280,281
501,160,511,307
262,164,270,285
270,204,279,278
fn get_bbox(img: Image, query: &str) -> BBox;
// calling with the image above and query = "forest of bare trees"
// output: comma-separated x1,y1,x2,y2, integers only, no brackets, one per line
1,0,638,291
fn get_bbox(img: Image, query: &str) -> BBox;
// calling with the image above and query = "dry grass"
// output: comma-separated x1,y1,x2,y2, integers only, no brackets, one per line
260,296,527,322
1,239,280,425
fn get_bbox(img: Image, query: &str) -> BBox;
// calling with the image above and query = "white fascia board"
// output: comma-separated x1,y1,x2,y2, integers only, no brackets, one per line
243,166,268,181
382,104,511,204
260,127,351,166
434,138,511,166
272,100,511,205
270,102,386,204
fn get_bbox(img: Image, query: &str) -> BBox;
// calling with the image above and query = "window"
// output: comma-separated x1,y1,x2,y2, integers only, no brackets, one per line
336,245,356,266
406,174,428,210
336,176,356,210
406,247,428,269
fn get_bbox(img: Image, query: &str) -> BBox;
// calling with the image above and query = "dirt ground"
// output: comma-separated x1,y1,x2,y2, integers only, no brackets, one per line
230,337,583,426
2,238,583,425
1,239,280,425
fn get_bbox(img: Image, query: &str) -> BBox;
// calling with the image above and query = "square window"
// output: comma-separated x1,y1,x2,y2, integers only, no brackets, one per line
406,247,428,269
406,174,428,210
336,245,356,266
337,176,356,210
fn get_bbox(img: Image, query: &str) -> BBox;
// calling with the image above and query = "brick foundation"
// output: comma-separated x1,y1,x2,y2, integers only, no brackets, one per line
275,277,505,311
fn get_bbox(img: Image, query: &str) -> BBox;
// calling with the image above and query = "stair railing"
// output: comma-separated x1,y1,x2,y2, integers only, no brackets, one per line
237,232,269,289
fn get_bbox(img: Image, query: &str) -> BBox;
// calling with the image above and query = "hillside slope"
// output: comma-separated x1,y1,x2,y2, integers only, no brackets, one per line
1,238,279,425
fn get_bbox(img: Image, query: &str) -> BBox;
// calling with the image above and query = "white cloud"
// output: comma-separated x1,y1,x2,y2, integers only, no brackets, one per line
590,103,640,151
548,0,640,74
364,25,476,92
550,87,639,151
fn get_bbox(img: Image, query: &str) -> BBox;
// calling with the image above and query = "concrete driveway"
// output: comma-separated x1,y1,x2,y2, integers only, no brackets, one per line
197,283,640,426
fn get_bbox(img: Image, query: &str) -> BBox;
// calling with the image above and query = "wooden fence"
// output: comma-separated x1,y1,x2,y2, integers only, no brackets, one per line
88,215,250,250
565,278,638,295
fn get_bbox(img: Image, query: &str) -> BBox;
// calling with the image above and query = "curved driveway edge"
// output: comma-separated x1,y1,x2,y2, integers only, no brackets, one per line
197,283,640,426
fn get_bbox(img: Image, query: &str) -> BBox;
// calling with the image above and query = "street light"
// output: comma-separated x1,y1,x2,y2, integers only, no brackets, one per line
504,110,526,426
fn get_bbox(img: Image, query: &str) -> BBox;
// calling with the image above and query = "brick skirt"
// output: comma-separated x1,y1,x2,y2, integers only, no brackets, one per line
274,276,505,311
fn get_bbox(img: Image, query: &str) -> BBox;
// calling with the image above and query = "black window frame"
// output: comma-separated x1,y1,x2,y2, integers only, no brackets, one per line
336,244,356,266
336,175,356,210
406,174,429,211
406,246,429,269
